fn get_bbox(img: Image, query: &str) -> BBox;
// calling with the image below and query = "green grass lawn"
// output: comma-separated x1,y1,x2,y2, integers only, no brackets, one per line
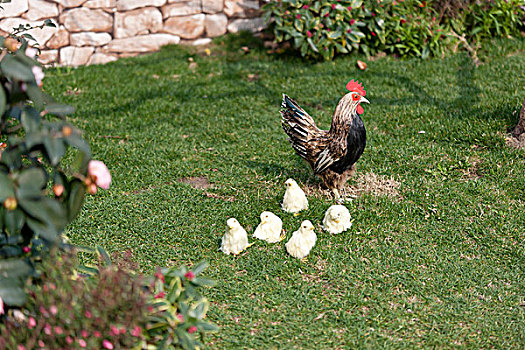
44,35,525,348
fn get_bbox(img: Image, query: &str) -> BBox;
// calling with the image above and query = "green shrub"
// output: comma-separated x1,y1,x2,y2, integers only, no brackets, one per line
143,261,219,350
0,250,148,350
262,0,525,60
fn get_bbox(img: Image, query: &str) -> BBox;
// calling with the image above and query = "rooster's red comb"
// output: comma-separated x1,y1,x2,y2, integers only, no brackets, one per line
346,79,366,96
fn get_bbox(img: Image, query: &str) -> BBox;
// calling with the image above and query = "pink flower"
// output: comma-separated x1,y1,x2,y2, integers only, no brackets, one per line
38,341,45,348
296,14,301,19
25,47,38,59
331,4,336,10
88,160,111,190
372,12,376,16
393,0,397,4
110,325,120,336
155,291,166,299
50,305,58,315
22,246,30,253
347,29,352,33
306,30,313,38
347,6,352,10
432,16,436,21
302,4,309,9
371,32,376,36
84,310,92,318
188,326,198,334
18,345,26,350
81,330,88,338
93,331,101,338
350,19,355,25
66,336,73,345
78,339,87,348
102,340,114,349
44,323,52,335
184,271,195,280
28,317,36,328
0,296,4,315
131,326,142,337
32,66,44,87
177,314,184,322
54,326,63,335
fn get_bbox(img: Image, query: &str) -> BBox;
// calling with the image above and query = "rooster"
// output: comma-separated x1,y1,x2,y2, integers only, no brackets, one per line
281,80,369,198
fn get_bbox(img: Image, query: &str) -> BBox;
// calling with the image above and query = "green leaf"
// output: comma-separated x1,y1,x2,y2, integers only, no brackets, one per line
16,167,47,199
67,180,86,221
0,278,27,306
196,321,219,332
0,172,15,201
96,245,112,266
4,209,25,236
191,277,216,287
191,261,208,276
20,106,40,133
43,136,66,166
0,84,6,117
307,37,319,52
45,103,75,117
0,54,34,81
20,197,67,241
25,82,44,110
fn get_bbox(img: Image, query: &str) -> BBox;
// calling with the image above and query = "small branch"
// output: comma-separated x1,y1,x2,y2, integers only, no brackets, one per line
448,30,481,66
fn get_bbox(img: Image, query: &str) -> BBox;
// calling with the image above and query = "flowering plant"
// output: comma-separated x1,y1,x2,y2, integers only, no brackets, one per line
0,30,111,307
263,0,525,60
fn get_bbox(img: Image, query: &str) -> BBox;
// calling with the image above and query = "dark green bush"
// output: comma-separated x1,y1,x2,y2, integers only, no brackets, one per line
263,0,525,60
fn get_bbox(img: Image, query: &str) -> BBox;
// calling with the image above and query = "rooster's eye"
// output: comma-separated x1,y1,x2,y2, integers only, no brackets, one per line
352,94,360,101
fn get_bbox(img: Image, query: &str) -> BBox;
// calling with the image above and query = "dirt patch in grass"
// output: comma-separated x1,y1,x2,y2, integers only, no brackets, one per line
505,134,525,150
178,176,214,189
346,172,401,198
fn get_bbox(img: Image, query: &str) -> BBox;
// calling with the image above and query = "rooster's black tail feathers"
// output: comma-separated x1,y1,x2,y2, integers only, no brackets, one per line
280,94,319,160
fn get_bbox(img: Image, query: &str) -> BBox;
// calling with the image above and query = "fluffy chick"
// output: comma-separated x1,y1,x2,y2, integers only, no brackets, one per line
282,178,308,213
322,205,352,234
220,218,249,255
285,220,317,259
253,211,284,243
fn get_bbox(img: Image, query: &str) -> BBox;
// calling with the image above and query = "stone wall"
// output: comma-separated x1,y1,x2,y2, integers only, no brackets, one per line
0,0,266,66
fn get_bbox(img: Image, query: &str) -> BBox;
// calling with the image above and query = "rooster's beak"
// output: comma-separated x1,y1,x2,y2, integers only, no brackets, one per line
360,97,370,104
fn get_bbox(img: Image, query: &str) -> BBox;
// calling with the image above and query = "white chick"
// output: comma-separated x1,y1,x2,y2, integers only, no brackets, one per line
253,211,283,243
282,178,308,213
220,218,249,255
285,220,317,259
322,205,352,234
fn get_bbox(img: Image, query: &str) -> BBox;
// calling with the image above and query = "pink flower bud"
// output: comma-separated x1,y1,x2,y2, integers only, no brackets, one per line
84,310,92,318
88,160,111,190
111,325,120,336
54,326,63,335
155,291,166,299
184,271,195,280
103,340,114,349
131,326,142,337
296,14,301,19
66,336,73,344
306,31,313,38
50,305,58,315
350,19,355,25
188,326,198,334
93,331,101,337
331,4,336,10
28,317,36,328
302,4,309,9
22,246,30,253
78,339,87,348
81,330,88,338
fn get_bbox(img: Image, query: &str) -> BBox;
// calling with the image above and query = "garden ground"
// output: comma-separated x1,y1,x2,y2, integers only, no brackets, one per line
45,35,525,348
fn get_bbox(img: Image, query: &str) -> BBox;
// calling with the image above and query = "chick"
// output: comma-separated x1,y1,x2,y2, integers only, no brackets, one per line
285,220,317,259
322,205,352,234
253,211,284,243
220,218,250,255
282,178,308,213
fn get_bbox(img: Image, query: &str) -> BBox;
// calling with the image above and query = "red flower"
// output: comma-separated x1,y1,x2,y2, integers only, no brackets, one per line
93,331,101,337
296,14,301,19
303,4,309,9
347,29,352,33
371,32,376,36
22,246,30,253
131,326,142,337
327,28,331,32
307,30,313,38
184,271,195,280
419,1,425,6
372,12,376,16
331,4,336,10
347,6,352,10
432,16,436,22
154,270,165,283
155,291,166,299
324,12,329,17
84,310,92,318
400,18,406,24
188,326,198,334
350,19,355,25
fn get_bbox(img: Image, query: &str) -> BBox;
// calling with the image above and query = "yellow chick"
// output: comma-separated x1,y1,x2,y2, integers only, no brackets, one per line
220,218,249,255
322,205,352,234
285,220,317,259
253,211,283,243
282,178,308,213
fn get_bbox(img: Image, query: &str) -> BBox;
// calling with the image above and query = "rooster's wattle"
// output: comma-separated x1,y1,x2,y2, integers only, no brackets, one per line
281,80,369,198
